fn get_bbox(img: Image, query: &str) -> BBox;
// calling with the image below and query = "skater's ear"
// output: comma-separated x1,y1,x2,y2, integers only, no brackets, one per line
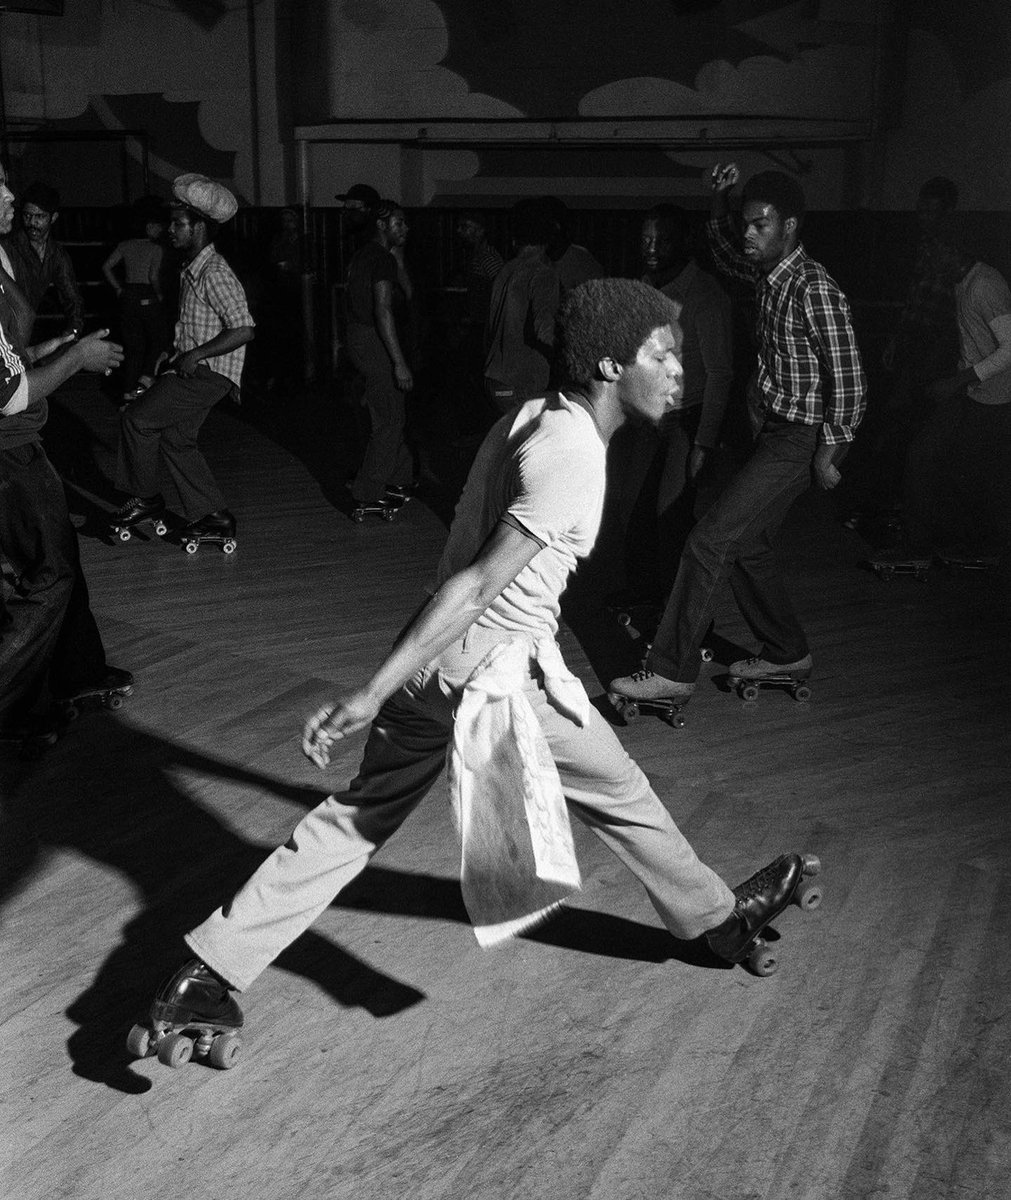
598,356,623,383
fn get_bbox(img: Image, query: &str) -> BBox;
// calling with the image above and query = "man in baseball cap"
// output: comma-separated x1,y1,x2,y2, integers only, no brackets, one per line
109,173,254,548
336,182,380,253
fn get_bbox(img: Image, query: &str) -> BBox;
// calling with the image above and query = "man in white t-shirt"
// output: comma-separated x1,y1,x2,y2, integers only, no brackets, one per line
136,280,811,1056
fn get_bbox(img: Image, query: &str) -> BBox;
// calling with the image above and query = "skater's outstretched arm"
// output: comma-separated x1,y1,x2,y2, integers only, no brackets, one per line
24,330,123,402
303,519,543,767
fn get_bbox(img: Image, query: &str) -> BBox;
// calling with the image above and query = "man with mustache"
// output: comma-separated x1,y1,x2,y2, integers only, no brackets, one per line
610,165,866,712
0,162,128,748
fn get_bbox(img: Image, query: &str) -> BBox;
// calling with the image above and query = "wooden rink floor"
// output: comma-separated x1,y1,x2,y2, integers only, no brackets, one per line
2,380,1010,1200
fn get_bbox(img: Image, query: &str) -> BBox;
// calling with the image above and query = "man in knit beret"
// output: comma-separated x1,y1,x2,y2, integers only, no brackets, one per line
109,173,254,545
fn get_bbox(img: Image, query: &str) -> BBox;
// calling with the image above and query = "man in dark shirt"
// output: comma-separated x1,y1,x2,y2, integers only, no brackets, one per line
2,181,84,338
610,204,735,601
484,198,560,413
344,199,415,509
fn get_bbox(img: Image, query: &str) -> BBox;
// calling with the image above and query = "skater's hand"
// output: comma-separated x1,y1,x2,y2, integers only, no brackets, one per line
394,363,414,392
709,163,740,193
173,350,202,378
302,695,379,768
813,443,841,490
688,444,708,479
75,329,124,375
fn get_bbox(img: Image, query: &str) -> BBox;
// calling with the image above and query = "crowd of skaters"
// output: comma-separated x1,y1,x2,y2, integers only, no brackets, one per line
3,153,1009,1066
2,161,1010,755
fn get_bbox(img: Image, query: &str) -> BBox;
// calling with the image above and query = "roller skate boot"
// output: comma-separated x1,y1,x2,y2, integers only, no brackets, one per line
727,653,813,703
109,494,167,542
352,496,403,523
607,667,694,728
54,665,134,722
127,958,244,1069
180,508,237,554
705,852,823,975
865,545,932,581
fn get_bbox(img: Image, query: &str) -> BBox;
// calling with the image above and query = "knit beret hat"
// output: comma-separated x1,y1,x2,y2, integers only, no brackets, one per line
172,173,238,223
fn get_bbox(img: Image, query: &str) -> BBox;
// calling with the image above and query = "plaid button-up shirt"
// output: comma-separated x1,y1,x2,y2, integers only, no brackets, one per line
708,214,866,444
175,244,253,389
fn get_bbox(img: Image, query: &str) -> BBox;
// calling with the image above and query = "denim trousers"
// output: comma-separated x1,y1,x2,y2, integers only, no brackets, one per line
646,414,818,683
187,624,734,990
0,441,107,725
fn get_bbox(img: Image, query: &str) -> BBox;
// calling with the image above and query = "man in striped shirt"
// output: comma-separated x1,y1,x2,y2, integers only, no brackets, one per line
111,174,254,542
610,163,866,709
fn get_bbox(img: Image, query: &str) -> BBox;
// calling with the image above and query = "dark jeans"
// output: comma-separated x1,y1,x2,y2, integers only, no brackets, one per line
646,414,818,683
0,441,106,726
116,365,234,519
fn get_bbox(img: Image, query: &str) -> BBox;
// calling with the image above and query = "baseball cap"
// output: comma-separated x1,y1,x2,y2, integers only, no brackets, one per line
336,183,380,210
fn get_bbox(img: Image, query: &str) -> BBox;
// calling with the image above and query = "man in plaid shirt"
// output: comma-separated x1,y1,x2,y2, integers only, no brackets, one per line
111,173,254,542
610,164,865,709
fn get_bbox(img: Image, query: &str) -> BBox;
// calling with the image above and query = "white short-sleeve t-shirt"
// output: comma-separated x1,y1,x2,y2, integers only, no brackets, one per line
432,392,607,637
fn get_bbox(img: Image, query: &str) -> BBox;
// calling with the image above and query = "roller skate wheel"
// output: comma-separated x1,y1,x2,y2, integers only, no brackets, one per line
126,1023,155,1058
616,612,632,627
153,521,168,536
747,940,779,977
382,508,396,522
740,683,760,702
793,683,812,703
104,693,125,711
700,647,713,662
609,695,639,720
801,853,822,875
208,1031,243,1069
118,529,131,542
352,510,365,523
157,1031,195,1068
223,540,236,553
60,701,80,723
793,879,823,911
184,540,199,554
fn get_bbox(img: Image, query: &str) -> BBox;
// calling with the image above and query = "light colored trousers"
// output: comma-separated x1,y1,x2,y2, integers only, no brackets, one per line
187,625,734,990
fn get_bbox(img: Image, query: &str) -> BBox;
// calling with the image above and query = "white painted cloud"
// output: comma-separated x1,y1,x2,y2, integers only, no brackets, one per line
579,46,871,120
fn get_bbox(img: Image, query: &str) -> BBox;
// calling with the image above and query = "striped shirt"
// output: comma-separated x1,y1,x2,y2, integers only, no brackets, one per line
175,244,253,388
707,214,866,444
0,244,32,426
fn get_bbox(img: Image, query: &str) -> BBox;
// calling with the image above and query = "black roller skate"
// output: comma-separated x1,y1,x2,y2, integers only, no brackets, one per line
180,509,237,555
127,959,244,1069
55,665,134,723
705,852,823,976
109,494,168,542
